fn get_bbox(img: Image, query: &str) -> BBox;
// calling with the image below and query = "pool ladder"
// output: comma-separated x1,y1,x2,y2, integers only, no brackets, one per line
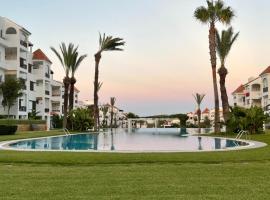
63,128,71,136
235,130,248,140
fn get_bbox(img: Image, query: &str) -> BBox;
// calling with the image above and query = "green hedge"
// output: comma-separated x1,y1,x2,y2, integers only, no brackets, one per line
0,125,17,135
0,119,46,125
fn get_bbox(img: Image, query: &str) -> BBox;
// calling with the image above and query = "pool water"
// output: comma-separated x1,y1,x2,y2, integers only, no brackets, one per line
8,128,249,152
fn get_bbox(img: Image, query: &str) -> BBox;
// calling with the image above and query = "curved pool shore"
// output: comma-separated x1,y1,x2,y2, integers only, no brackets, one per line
0,129,267,153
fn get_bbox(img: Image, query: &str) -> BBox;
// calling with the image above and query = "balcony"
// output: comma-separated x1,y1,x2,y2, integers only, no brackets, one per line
45,90,50,95
52,93,61,97
19,106,27,112
251,91,261,100
20,40,27,48
263,87,268,93
20,57,27,69
45,108,49,113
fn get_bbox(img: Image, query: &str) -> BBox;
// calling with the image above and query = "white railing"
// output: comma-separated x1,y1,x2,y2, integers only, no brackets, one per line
235,130,248,140
63,128,71,136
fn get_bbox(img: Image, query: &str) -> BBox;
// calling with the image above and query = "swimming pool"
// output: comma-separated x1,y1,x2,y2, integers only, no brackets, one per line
0,128,265,152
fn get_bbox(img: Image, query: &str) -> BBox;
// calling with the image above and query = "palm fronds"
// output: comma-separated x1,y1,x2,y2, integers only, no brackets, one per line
98,33,125,52
216,27,239,64
194,0,234,24
193,93,206,107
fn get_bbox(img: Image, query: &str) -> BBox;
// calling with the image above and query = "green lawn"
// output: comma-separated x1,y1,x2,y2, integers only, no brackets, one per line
0,131,270,199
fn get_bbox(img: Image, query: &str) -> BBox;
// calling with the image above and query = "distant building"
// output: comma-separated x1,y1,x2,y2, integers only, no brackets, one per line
187,108,224,126
232,65,270,114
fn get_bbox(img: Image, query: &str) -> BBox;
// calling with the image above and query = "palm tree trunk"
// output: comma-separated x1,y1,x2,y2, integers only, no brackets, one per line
94,53,101,131
63,76,70,129
218,65,229,123
198,109,201,134
69,77,76,111
209,22,220,133
110,109,113,129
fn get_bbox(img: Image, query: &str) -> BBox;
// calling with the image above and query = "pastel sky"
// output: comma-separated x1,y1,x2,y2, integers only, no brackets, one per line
2,0,270,116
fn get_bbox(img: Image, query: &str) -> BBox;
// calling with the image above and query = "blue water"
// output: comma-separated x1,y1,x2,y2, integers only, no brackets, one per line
9,128,248,151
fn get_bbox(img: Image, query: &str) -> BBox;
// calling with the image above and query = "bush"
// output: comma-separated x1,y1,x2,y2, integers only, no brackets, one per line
0,119,46,125
0,125,17,135
69,108,94,131
51,114,63,129
227,106,268,134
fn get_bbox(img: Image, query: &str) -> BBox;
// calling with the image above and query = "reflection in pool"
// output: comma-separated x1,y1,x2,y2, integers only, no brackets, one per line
8,128,249,152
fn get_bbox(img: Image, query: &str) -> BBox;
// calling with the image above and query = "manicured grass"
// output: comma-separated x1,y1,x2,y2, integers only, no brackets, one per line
0,131,270,199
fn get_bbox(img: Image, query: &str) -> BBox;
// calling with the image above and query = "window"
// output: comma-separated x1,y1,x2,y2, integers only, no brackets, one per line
30,81,34,91
6,27,17,34
28,64,32,73
5,47,17,60
263,78,267,87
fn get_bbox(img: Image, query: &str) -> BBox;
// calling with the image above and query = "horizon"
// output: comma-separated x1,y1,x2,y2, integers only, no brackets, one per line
2,0,270,116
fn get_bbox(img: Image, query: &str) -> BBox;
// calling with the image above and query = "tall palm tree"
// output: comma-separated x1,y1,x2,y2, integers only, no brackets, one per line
101,105,109,127
93,33,125,131
193,93,206,132
216,27,239,123
51,43,78,129
69,52,87,111
194,0,234,133
110,97,116,128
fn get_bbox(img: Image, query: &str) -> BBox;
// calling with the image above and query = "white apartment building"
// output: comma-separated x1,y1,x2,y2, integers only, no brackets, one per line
232,66,270,114
99,103,127,127
0,16,34,119
0,17,80,128
187,108,224,126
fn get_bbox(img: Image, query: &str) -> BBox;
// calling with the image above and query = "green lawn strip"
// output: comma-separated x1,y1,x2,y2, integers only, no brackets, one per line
0,162,269,200
0,131,269,166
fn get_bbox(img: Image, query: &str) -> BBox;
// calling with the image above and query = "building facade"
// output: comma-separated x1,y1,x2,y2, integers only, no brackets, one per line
232,66,270,114
187,108,224,126
0,17,79,128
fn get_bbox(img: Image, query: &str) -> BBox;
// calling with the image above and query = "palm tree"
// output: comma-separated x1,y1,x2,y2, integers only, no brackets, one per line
100,105,109,127
193,93,206,133
69,52,87,111
194,0,234,133
93,33,125,131
216,27,239,123
51,43,78,128
110,97,116,128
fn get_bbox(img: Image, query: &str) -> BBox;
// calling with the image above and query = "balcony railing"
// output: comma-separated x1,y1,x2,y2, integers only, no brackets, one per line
19,106,27,112
20,40,27,48
263,87,268,93
45,108,49,113
52,109,60,112
20,57,27,69
52,93,61,96
45,90,50,95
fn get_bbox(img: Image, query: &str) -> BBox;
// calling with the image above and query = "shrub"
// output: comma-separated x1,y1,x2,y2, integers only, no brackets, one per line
0,119,46,125
51,114,63,129
227,106,268,134
0,125,17,135
69,108,94,131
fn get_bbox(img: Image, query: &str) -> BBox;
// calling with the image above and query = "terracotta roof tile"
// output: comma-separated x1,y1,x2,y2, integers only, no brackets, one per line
260,66,270,76
33,49,52,64
202,108,210,114
232,84,245,94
